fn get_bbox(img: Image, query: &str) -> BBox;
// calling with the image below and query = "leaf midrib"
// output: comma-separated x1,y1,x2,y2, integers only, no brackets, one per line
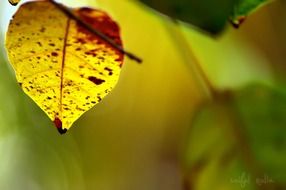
59,17,71,124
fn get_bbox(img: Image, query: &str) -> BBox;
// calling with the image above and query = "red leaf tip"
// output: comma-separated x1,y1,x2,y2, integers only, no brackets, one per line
53,117,67,134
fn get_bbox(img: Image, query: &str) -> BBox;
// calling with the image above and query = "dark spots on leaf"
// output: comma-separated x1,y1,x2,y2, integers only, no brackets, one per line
47,97,52,100
65,80,73,86
97,96,102,101
91,101,96,104
104,67,113,75
40,27,46,33
55,71,60,76
115,57,123,62
49,43,55,47
19,83,22,87
30,50,35,54
76,47,81,51
75,38,86,44
85,96,90,100
76,106,85,111
36,89,44,93
88,76,105,85
37,42,42,47
85,51,97,57
51,52,58,57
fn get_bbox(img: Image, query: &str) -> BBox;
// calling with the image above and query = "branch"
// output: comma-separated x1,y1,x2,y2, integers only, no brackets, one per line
49,0,142,64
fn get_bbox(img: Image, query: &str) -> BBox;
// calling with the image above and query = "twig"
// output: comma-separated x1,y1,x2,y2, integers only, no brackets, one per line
49,0,142,63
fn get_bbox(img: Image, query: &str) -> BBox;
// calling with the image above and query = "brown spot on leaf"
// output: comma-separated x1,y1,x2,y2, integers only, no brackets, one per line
88,76,105,85
104,67,113,75
40,27,46,33
36,42,42,47
75,8,124,63
51,52,58,56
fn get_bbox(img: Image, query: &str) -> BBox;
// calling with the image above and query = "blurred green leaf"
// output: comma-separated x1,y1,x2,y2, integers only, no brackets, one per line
184,84,286,190
139,0,274,33
138,0,238,34
230,0,272,27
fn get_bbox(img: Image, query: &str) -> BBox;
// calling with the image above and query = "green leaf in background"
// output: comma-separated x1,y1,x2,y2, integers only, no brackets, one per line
230,0,272,28
184,84,286,190
138,0,238,34
138,0,274,33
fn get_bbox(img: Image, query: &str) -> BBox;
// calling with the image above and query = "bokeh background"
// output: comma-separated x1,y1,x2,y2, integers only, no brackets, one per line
0,0,285,190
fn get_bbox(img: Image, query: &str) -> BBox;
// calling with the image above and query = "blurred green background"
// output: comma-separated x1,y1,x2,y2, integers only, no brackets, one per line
0,0,285,190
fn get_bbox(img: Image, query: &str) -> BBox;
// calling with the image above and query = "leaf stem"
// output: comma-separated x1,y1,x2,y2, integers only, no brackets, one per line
49,0,142,63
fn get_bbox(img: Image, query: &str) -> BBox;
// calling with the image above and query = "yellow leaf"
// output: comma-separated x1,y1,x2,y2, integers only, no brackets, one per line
5,1,124,133
8,0,20,6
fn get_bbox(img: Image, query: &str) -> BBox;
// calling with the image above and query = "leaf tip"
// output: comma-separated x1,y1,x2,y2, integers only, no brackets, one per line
8,0,19,6
230,16,247,29
54,117,67,134
57,127,68,135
